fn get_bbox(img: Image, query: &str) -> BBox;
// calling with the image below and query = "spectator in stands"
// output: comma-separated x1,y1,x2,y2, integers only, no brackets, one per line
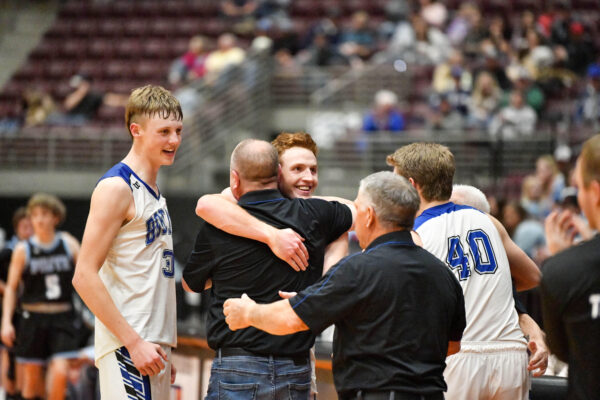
575,63,600,128
461,5,488,59
363,90,405,132
21,87,55,127
469,71,502,128
536,154,566,205
502,201,546,262
505,67,545,114
446,2,480,47
565,22,595,76
511,10,537,51
338,11,376,65
220,0,258,34
419,0,447,28
522,29,554,80
47,74,127,126
428,94,465,131
204,33,246,83
489,90,537,138
300,30,349,67
386,14,450,65
168,36,209,86
520,174,553,220
432,49,472,93
486,16,511,56
473,40,512,90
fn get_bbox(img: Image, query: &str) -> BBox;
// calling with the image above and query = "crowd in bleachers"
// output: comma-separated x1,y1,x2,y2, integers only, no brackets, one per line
0,0,599,134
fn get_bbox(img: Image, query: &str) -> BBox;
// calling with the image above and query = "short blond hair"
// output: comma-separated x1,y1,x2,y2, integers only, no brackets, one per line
27,193,66,224
387,142,455,202
125,85,182,138
271,132,318,158
580,134,600,187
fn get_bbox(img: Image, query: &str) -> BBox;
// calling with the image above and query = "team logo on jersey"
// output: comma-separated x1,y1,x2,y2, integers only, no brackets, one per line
145,209,172,245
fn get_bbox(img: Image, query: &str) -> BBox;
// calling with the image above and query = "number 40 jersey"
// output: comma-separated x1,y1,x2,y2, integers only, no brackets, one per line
414,202,525,345
95,162,177,363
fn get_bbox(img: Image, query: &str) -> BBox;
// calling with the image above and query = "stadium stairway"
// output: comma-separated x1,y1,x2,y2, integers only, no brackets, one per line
0,0,58,89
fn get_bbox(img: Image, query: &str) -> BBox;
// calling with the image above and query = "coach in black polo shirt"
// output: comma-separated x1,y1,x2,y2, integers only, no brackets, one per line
183,139,352,400
224,171,466,400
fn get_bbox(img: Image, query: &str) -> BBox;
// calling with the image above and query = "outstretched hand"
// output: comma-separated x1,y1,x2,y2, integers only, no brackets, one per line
268,228,309,272
224,293,256,331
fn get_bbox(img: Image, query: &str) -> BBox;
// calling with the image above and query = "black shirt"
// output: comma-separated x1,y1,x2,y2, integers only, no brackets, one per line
22,235,75,304
183,189,352,356
541,234,600,400
289,230,466,394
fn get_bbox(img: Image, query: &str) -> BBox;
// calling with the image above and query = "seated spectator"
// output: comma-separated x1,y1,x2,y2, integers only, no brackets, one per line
446,2,480,47
299,31,349,67
522,29,554,80
565,22,594,75
220,0,258,34
428,95,465,131
469,71,502,128
21,87,56,127
387,14,450,65
502,201,546,262
486,16,510,55
511,10,536,51
489,90,537,138
47,74,127,126
432,49,472,93
168,35,209,85
504,67,545,114
576,63,600,127
204,33,246,83
363,90,405,132
520,174,553,219
338,11,376,64
535,154,566,205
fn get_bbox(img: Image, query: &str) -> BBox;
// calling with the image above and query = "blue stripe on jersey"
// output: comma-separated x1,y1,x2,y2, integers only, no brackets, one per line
116,347,152,400
98,162,160,200
413,202,482,231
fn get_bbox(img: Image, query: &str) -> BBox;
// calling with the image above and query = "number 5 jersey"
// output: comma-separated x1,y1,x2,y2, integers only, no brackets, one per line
95,162,177,363
22,233,75,305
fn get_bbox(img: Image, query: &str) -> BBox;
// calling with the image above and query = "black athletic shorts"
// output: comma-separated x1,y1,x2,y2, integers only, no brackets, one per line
15,310,83,363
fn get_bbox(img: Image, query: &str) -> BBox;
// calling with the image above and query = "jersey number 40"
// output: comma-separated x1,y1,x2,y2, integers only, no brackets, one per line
446,229,498,280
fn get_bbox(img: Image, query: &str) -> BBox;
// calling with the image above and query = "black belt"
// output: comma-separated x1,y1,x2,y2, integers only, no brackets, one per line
218,347,309,365
339,390,444,400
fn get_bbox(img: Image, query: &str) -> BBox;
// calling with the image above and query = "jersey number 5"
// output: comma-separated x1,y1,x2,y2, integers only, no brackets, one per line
446,229,497,280
45,274,61,300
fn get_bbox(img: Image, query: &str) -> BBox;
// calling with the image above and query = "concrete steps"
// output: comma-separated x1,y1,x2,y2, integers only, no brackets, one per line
0,1,59,89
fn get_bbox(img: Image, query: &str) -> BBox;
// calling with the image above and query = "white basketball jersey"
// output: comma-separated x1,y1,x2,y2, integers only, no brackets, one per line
414,202,525,346
94,163,177,362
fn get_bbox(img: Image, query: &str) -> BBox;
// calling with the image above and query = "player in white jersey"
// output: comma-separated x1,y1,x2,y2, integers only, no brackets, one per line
73,85,183,400
387,142,540,400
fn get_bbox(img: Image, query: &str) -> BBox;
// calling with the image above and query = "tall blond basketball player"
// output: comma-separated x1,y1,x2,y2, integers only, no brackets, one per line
388,142,540,400
73,85,183,400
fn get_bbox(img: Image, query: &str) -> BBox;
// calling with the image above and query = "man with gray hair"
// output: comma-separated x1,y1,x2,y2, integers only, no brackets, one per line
223,171,466,400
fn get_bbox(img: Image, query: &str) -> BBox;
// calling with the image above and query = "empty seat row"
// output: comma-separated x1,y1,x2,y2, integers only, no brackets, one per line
30,38,190,61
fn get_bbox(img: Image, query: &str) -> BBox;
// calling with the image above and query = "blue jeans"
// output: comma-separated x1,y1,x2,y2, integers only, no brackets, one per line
206,351,311,400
